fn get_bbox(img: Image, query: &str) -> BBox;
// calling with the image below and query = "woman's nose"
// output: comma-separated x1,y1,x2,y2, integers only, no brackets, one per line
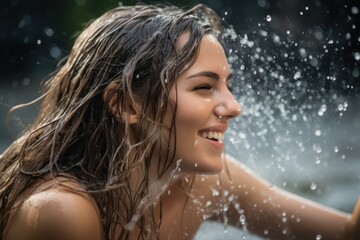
214,89,242,121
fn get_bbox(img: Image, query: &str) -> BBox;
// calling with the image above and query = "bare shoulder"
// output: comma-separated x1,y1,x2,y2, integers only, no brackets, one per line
4,178,102,240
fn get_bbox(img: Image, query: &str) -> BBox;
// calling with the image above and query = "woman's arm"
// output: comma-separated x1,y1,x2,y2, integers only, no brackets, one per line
194,155,359,239
4,182,102,240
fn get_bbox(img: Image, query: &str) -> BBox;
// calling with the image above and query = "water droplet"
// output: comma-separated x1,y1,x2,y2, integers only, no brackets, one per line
211,188,220,196
259,30,268,37
257,0,266,8
24,36,30,44
318,104,327,116
314,31,323,40
239,214,246,225
351,6,359,15
354,52,360,61
315,130,321,136
338,104,344,111
266,15,272,22
299,48,307,57
37,39,41,45
44,27,54,37
316,234,323,240
352,68,359,78
310,182,317,190
18,20,25,29
293,71,301,79
273,34,280,43
310,57,319,66
21,77,30,86
334,146,339,153
50,46,61,59
223,204,229,212
313,144,322,153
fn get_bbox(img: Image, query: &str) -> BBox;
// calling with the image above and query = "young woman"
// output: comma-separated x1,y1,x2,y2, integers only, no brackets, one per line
0,4,359,240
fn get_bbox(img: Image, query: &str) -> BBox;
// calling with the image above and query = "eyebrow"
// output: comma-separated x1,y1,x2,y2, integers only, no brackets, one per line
187,71,233,81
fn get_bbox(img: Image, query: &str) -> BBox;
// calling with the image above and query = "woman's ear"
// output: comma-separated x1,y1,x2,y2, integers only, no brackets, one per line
103,82,142,124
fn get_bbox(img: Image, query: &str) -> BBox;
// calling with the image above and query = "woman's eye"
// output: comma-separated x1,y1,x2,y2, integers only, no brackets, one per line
194,84,212,91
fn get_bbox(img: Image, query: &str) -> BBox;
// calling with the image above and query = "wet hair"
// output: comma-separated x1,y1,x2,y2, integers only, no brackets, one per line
0,3,223,239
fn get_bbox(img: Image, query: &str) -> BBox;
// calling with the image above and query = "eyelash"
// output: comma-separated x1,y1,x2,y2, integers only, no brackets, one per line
194,84,234,92
194,84,212,91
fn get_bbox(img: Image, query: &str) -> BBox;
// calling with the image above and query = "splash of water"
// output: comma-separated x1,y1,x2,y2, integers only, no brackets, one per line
197,2,360,238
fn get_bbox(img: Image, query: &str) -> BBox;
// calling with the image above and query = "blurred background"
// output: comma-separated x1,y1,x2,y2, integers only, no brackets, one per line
1,0,359,239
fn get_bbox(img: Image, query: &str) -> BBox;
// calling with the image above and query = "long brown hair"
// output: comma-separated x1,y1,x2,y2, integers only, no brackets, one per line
0,3,222,239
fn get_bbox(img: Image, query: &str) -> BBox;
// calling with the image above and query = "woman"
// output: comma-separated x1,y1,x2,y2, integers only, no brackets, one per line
0,3,359,240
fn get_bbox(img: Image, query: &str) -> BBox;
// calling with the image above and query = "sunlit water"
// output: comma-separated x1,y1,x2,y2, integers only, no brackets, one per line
1,2,359,240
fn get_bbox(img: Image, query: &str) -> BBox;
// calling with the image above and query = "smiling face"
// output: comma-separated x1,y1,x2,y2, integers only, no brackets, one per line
165,34,242,174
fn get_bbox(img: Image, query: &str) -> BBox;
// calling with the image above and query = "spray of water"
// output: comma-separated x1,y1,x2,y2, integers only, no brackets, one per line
197,2,359,240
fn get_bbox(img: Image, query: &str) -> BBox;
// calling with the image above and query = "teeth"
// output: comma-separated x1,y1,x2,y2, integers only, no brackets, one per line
200,131,225,141
208,132,214,139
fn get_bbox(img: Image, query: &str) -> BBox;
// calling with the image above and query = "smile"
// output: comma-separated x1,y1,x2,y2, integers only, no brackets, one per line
199,131,224,143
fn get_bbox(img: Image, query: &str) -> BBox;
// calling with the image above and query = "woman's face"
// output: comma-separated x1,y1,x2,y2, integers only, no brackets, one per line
165,34,241,174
